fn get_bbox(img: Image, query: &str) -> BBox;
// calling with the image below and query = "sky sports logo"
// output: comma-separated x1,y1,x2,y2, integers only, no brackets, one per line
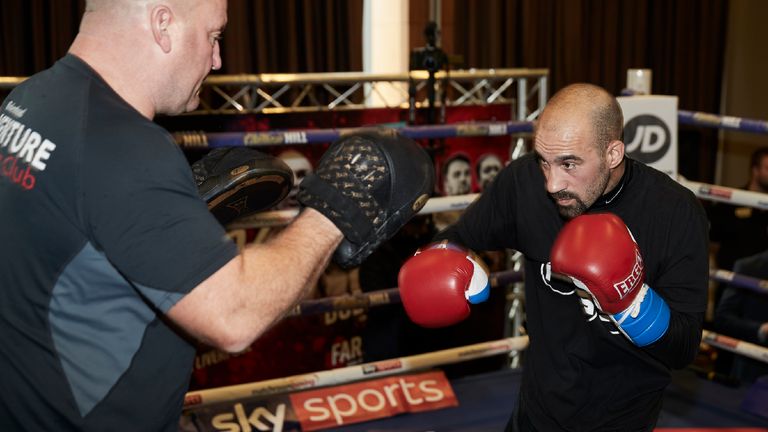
190,371,457,432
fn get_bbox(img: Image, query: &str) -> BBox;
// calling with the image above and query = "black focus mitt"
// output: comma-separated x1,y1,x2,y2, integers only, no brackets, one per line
192,147,293,225
297,132,434,268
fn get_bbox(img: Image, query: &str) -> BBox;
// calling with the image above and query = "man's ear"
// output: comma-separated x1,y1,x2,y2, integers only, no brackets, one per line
606,140,625,169
150,5,173,53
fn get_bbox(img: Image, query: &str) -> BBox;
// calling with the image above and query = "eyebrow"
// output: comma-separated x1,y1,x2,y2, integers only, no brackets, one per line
534,151,584,164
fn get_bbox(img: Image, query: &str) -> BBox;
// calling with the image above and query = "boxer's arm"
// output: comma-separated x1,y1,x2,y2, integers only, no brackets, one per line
637,199,709,368
644,310,703,369
167,208,342,353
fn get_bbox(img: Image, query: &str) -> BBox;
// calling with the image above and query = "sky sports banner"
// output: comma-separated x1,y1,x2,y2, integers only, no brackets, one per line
616,95,678,178
179,370,458,431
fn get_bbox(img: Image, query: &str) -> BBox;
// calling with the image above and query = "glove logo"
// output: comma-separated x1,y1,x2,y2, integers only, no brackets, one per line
612,249,643,299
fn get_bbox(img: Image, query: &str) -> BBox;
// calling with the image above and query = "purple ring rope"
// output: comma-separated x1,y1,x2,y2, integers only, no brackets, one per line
287,269,525,317
175,109,768,149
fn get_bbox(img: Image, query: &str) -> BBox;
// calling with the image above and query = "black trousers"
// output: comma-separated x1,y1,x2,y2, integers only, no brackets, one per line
504,397,537,432
503,397,659,432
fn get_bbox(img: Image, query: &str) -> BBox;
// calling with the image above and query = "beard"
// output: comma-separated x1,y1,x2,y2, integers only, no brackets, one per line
551,162,611,219
551,190,589,219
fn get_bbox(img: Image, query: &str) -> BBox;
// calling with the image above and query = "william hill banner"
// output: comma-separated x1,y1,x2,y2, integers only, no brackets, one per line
179,370,458,431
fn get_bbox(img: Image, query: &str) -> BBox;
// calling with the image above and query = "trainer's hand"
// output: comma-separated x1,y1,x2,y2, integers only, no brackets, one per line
550,213,670,346
399,242,490,328
297,132,433,268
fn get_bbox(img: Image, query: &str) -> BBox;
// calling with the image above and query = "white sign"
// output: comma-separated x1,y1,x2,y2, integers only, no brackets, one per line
617,96,678,178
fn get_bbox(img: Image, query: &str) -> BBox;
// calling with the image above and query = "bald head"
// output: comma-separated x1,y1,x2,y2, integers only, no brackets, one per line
83,0,205,18
71,0,227,118
538,83,623,152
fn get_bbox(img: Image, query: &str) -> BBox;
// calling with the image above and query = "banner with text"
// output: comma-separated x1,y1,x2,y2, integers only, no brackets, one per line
180,370,458,432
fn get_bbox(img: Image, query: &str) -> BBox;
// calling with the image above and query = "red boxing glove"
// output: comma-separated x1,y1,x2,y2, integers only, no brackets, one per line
551,213,644,314
398,242,490,328
551,213,670,346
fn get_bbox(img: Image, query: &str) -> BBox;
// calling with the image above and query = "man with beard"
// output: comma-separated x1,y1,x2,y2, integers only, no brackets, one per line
398,83,709,431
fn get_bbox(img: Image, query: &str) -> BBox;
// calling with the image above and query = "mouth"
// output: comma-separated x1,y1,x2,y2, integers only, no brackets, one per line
551,192,577,204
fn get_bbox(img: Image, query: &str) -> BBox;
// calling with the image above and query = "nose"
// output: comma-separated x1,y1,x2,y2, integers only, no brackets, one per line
544,167,567,194
211,42,222,71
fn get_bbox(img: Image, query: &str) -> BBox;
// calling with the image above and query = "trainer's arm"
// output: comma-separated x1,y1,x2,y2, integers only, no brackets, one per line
167,208,342,353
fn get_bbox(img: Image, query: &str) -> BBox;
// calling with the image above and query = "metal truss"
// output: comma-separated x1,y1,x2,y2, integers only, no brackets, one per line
193,68,548,121
1,69,548,121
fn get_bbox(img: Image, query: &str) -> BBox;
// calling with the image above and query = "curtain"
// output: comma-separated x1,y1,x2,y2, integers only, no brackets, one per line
0,0,728,180
0,0,363,76
0,0,85,75
431,0,728,181
223,0,363,73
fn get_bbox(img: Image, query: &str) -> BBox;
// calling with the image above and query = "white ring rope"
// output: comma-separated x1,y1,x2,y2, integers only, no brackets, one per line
228,176,768,231
702,330,768,365
184,336,529,408
678,176,768,210
184,331,768,409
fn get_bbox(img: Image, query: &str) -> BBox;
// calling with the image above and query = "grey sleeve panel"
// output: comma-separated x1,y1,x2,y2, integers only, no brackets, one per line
133,282,185,314
49,242,156,417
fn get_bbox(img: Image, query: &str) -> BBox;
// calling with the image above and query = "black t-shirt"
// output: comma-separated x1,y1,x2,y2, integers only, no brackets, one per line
0,55,237,431
437,154,709,431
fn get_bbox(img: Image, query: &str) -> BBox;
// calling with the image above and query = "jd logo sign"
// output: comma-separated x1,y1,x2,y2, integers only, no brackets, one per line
623,115,670,164
617,95,678,177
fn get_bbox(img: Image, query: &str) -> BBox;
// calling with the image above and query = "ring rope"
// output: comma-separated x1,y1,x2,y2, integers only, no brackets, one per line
678,110,768,134
230,179,768,229
174,121,534,149
702,330,768,365
285,266,767,319
709,268,768,296
184,330,768,409
678,176,768,211
287,269,525,317
183,336,530,408
174,109,768,149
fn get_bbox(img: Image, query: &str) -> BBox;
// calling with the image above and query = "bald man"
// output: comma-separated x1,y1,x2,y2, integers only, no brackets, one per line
0,1,364,430
429,83,708,431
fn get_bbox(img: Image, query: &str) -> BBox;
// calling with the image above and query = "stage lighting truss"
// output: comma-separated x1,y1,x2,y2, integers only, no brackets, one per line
191,68,549,121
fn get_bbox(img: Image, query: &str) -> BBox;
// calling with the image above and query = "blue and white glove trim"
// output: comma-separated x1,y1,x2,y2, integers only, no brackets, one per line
464,255,491,304
613,284,670,347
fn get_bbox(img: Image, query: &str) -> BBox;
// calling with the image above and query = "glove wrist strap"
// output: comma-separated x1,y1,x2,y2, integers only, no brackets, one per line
300,174,374,243
613,284,671,347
